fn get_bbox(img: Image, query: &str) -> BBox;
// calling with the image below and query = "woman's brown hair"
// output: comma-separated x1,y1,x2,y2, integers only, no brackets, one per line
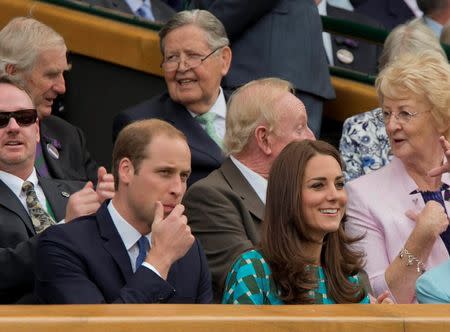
260,140,366,304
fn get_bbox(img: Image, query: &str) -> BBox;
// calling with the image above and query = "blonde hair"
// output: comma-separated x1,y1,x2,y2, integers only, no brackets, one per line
0,17,66,84
223,77,295,155
376,51,450,139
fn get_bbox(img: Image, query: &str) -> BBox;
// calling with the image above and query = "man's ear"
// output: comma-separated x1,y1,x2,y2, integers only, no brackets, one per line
118,158,134,186
5,64,17,75
220,46,232,76
254,125,272,156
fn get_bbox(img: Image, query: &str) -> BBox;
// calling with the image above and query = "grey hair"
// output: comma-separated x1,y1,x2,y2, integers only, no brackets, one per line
0,17,66,84
379,18,445,70
159,10,229,54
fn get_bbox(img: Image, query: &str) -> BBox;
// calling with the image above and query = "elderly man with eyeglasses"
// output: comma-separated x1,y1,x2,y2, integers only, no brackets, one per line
113,9,232,186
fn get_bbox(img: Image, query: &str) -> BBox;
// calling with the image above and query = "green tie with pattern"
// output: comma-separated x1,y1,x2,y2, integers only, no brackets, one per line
196,112,223,148
22,181,55,233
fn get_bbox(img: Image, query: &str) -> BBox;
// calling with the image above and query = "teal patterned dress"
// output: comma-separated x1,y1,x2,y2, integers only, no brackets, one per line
222,249,370,304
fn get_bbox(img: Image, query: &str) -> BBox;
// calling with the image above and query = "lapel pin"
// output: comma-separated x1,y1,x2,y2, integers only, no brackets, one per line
61,191,70,198
47,143,60,160
336,49,354,64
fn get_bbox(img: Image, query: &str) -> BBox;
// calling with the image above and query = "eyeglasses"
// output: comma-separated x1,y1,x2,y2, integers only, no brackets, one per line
161,47,223,72
378,109,430,124
0,109,38,128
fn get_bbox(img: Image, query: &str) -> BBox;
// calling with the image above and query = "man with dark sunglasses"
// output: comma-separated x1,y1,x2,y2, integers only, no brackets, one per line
0,80,107,303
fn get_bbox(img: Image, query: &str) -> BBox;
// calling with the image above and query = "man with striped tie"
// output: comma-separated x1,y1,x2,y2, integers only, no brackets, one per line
0,79,106,303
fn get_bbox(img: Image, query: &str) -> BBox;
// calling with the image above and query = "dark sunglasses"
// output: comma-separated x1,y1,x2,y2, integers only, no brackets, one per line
0,109,38,128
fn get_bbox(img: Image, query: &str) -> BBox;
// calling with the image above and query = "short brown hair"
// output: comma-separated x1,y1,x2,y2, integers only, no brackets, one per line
112,119,187,190
261,140,366,304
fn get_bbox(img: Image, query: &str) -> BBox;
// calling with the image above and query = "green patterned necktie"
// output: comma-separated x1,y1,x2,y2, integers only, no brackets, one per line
196,112,223,148
22,181,55,233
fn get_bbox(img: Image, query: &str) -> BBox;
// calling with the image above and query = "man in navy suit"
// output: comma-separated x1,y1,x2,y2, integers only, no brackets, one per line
0,79,107,303
35,119,212,304
113,10,232,186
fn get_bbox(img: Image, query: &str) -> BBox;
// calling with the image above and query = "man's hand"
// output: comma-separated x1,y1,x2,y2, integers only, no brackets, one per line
428,136,450,177
96,166,115,203
145,202,194,279
65,181,101,222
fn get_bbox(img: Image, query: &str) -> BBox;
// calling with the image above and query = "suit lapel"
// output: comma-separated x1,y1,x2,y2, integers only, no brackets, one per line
162,102,224,164
39,121,65,180
38,177,71,221
97,203,134,280
0,180,35,235
220,158,265,221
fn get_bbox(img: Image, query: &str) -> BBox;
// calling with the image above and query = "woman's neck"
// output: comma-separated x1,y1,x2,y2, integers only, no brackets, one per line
403,157,443,191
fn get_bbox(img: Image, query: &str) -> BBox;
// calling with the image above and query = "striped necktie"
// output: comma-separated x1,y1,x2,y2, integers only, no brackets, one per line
22,181,55,233
35,143,50,177
196,112,223,148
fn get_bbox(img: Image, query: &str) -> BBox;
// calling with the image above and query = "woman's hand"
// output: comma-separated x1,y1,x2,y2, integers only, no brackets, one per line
428,136,450,177
369,291,394,304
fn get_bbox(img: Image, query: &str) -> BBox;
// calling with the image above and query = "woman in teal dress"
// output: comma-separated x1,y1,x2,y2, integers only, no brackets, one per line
222,140,371,305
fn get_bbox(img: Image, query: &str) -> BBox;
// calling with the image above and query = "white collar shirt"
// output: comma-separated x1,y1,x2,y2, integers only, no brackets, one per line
0,168,50,215
230,155,267,204
188,88,227,140
108,201,160,276
317,1,334,66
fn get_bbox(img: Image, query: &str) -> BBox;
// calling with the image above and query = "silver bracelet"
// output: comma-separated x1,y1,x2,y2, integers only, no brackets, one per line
399,248,426,274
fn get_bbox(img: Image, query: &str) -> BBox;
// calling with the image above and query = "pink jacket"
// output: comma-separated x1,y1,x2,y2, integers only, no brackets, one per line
345,157,450,303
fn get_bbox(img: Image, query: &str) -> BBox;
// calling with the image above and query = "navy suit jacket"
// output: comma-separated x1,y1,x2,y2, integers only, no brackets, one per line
351,0,414,30
40,115,98,183
113,92,224,186
0,177,83,303
190,0,335,100
35,202,213,304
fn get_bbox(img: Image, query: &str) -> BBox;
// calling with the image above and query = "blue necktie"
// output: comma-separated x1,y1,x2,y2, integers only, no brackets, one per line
135,236,150,271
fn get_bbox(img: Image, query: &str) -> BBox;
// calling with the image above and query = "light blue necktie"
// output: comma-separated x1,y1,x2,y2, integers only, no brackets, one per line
196,112,223,148
135,236,150,271
136,1,155,21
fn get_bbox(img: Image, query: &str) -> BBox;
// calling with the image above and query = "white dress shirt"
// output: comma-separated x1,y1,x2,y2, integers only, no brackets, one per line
403,0,423,18
126,0,155,20
0,168,51,215
230,155,268,204
108,201,161,276
317,1,334,66
188,88,227,140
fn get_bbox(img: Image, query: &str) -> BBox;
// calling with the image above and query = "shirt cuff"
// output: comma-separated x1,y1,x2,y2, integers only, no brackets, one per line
142,262,162,278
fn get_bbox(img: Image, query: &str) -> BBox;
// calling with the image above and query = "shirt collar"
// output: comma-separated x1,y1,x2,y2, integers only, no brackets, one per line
0,168,39,198
126,0,150,13
107,201,152,250
424,16,443,38
230,155,268,204
187,88,226,120
317,0,327,16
